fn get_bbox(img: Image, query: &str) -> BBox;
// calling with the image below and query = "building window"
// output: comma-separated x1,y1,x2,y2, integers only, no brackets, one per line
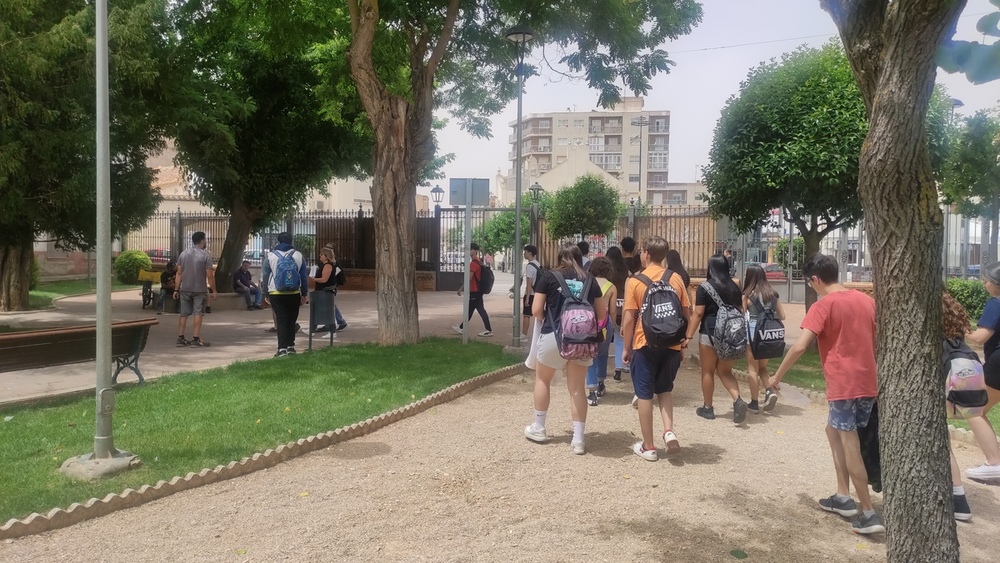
629,174,640,183
629,155,640,163
588,136,604,151
648,152,669,170
589,153,622,171
557,119,569,127
665,190,686,204
573,119,584,127
557,137,568,146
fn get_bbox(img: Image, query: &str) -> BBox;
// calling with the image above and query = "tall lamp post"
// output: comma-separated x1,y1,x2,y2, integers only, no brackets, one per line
529,182,543,247
631,116,649,203
431,184,445,290
431,184,444,217
506,23,535,348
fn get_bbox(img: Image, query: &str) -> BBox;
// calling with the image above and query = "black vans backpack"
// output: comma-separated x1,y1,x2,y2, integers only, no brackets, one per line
634,270,688,349
749,296,785,359
701,281,747,360
477,260,495,294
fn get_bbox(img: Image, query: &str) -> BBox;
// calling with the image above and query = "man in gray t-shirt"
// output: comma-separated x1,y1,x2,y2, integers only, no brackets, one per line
174,231,217,347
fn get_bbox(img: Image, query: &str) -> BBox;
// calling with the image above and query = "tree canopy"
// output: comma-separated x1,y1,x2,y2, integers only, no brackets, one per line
941,108,1000,264
343,0,704,345
546,174,622,239
473,191,554,255
939,5,1000,84
0,0,172,310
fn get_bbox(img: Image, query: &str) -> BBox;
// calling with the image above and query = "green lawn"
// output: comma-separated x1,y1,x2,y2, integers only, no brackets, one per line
0,338,518,523
732,349,826,392
29,279,140,310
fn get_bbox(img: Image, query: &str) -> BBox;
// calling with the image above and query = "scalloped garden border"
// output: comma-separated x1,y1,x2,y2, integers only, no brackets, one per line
0,362,528,540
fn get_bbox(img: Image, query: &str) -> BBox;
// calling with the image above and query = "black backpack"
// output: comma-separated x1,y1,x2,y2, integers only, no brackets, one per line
634,270,688,349
477,261,495,294
749,296,785,359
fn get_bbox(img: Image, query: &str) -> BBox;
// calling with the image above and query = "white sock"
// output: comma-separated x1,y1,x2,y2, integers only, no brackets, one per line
572,421,585,443
533,410,547,430
835,493,851,502
862,509,876,518
954,485,965,496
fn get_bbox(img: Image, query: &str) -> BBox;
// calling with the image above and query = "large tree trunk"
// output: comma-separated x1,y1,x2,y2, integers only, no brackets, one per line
214,200,257,293
0,237,33,312
824,1,965,560
801,229,821,310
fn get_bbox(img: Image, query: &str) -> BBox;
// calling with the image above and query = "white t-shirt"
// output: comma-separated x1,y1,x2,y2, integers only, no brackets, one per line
523,259,541,295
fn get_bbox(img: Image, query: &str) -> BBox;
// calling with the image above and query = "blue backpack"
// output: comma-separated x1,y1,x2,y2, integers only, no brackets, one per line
273,250,300,291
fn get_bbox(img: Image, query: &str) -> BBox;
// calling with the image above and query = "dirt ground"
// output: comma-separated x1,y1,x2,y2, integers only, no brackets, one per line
2,363,998,562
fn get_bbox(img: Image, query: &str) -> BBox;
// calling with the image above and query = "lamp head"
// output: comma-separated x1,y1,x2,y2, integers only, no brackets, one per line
505,24,535,44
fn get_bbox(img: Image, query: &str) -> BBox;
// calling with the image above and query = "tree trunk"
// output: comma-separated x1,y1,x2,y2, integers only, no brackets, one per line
214,200,257,293
824,1,965,560
0,237,33,312
801,230,821,310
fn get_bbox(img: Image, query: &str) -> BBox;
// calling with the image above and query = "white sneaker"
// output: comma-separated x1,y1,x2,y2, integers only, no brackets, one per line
631,395,640,409
478,330,493,337
452,325,463,334
632,441,658,461
966,463,1000,481
524,425,548,443
570,440,585,455
663,431,680,454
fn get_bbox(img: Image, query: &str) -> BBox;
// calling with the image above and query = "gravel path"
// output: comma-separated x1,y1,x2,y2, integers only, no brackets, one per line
3,363,998,562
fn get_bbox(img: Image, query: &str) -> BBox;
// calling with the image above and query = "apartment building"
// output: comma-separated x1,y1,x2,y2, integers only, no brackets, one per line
502,96,671,204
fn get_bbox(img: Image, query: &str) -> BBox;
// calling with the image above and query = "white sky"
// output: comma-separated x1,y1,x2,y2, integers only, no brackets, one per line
425,0,1000,200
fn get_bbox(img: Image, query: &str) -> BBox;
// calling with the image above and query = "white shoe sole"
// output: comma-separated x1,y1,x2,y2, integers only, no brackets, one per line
851,524,885,535
632,442,657,461
820,504,859,518
763,393,778,411
571,442,585,455
524,426,548,443
955,513,973,522
663,434,680,454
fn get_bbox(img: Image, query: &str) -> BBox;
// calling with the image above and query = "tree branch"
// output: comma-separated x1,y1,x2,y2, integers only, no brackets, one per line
425,0,460,82
819,0,887,111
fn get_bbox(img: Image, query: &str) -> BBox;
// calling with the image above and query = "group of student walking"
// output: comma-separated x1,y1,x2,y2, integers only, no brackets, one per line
519,237,1000,536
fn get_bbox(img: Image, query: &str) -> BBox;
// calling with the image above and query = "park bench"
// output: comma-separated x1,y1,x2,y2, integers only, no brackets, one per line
0,318,159,384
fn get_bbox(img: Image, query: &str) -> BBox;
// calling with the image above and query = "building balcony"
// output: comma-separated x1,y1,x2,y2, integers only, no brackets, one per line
647,181,668,189
648,164,669,171
509,146,552,159
508,128,552,142
595,163,622,172
649,125,669,133
590,125,623,134
590,145,622,153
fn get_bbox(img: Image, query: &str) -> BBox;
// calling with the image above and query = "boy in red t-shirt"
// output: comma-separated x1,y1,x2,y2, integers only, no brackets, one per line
770,254,884,535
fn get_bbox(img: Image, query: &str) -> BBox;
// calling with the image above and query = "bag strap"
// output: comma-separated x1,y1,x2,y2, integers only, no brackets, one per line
701,280,726,309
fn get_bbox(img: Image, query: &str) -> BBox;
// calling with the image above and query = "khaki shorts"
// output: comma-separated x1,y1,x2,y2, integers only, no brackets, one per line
536,331,593,370
179,291,207,317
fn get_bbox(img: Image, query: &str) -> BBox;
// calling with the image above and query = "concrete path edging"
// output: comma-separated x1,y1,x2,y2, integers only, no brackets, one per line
0,362,528,540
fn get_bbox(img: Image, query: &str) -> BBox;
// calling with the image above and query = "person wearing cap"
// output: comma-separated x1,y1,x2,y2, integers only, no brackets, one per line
156,260,178,315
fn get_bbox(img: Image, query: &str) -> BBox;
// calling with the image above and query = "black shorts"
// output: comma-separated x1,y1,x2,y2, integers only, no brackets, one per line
631,346,683,400
522,294,535,317
985,349,1000,390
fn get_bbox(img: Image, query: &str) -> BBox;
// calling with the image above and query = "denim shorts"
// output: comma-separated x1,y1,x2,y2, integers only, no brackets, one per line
631,346,682,400
828,397,876,431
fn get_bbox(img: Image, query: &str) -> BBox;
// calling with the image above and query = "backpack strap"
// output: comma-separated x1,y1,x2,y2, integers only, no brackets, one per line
701,280,726,309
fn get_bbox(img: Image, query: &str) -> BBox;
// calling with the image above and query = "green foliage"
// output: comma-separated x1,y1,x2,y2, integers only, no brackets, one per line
113,250,153,285
0,339,516,523
293,234,316,262
938,5,1000,84
702,42,950,238
941,109,1000,219
546,175,622,239
774,237,806,271
29,259,40,292
473,192,555,255
946,278,990,321
0,0,168,253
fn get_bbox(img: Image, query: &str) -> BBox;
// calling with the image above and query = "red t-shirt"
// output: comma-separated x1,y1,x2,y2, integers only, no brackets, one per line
800,289,878,401
470,258,482,293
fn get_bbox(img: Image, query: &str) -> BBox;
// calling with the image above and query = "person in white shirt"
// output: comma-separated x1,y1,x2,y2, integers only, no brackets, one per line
522,244,541,339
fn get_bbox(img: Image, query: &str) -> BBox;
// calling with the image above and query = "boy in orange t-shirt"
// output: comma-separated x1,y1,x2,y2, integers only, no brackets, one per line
770,254,884,535
622,236,692,461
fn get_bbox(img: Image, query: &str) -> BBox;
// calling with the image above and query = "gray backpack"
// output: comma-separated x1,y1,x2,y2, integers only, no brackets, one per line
701,281,747,360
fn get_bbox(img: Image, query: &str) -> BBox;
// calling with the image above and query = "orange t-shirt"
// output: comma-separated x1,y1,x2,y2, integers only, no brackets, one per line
624,264,691,351
800,289,878,401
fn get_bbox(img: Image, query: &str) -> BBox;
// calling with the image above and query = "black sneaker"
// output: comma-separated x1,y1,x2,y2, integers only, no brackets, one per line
190,337,211,347
954,494,972,522
315,326,329,333
587,391,598,406
818,494,859,517
613,369,622,382
337,323,348,331
596,382,606,397
176,336,189,347
274,348,289,357
747,400,760,414
696,406,716,420
763,388,779,411
287,346,297,355
851,511,885,535
733,398,748,425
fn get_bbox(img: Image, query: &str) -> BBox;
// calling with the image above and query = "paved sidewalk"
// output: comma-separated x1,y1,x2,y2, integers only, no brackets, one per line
0,273,529,406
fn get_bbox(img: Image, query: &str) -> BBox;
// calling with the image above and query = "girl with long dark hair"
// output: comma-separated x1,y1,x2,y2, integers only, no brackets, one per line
585,257,617,405
685,254,748,424
525,242,606,455
742,264,786,413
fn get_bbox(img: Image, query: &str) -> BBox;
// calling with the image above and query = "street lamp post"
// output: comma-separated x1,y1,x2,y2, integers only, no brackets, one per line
631,116,649,203
506,24,535,348
529,182,543,247
431,184,444,217
431,184,445,290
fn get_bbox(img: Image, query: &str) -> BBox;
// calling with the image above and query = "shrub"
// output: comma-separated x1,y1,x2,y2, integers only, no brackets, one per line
30,257,41,290
946,278,989,322
113,250,152,285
